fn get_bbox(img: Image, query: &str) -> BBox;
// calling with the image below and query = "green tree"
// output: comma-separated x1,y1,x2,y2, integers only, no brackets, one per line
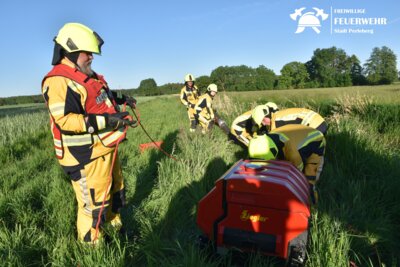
210,66,229,91
195,75,212,93
364,46,398,85
255,65,276,90
278,62,309,89
307,47,353,87
158,83,183,95
137,78,158,95
210,65,275,91
348,55,366,85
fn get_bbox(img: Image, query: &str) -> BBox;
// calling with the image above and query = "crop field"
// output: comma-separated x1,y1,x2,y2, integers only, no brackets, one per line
1,85,399,266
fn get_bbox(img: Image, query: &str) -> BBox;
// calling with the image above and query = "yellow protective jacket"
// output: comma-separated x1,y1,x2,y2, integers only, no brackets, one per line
271,108,327,135
230,110,268,146
180,85,199,107
194,93,214,123
268,124,325,182
42,59,126,168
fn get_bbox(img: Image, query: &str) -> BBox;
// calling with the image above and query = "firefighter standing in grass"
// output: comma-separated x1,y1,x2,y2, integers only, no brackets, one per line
195,84,218,134
180,74,200,132
248,124,326,204
42,23,136,243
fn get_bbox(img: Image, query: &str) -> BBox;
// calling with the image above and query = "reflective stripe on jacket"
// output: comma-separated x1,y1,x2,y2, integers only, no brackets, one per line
271,108,327,135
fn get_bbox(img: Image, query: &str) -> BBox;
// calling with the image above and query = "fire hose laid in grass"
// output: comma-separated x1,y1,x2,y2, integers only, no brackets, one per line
93,106,232,243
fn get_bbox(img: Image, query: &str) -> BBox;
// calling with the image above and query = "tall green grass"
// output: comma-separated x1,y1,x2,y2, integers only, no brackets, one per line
0,85,399,266
227,84,400,105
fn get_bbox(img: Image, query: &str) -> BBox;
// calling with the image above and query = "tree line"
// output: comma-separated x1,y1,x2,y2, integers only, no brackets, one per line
130,45,398,96
0,95,44,106
0,45,398,105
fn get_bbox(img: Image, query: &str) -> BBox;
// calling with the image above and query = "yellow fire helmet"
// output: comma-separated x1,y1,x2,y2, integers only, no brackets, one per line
265,102,279,112
54,22,104,54
184,73,196,82
207,83,218,92
248,134,278,160
251,105,270,127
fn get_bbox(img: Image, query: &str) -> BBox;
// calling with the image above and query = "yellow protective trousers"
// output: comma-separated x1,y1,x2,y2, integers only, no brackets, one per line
69,151,125,243
187,107,198,130
198,116,214,134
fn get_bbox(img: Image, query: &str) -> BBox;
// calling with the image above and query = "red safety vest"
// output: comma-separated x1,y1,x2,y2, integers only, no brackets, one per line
42,64,127,159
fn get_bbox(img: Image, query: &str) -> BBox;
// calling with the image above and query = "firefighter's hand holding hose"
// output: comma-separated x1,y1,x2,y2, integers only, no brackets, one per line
124,95,137,108
107,112,137,129
108,92,138,127
86,112,136,133
187,102,195,109
122,95,140,128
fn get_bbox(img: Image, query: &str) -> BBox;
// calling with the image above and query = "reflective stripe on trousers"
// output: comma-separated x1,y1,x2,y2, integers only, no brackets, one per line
70,151,125,242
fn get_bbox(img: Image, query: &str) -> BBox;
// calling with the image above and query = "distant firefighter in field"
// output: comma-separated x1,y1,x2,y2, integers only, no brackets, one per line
195,84,218,134
248,124,326,204
180,73,200,132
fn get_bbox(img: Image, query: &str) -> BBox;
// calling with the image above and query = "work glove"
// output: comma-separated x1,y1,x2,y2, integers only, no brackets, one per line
106,112,136,129
257,126,268,135
86,112,136,133
124,95,137,108
111,91,137,108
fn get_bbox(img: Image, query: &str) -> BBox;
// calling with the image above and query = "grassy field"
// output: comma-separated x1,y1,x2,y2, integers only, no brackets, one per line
0,85,399,266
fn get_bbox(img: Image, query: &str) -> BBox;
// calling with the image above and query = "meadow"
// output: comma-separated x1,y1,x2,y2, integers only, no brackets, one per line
0,84,399,266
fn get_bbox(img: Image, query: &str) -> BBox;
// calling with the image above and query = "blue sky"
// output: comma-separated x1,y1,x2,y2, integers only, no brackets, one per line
0,0,399,97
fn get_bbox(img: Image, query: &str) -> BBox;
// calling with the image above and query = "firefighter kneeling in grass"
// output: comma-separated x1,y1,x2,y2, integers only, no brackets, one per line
42,23,137,244
180,73,200,132
230,102,278,147
248,125,326,204
231,103,328,147
194,84,218,134
270,107,328,136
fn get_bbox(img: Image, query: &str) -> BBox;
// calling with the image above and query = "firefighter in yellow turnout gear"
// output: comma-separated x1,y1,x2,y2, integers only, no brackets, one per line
231,103,327,147
230,110,256,146
180,74,200,132
271,107,328,135
195,84,218,134
230,102,278,147
42,23,136,243
249,124,326,204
